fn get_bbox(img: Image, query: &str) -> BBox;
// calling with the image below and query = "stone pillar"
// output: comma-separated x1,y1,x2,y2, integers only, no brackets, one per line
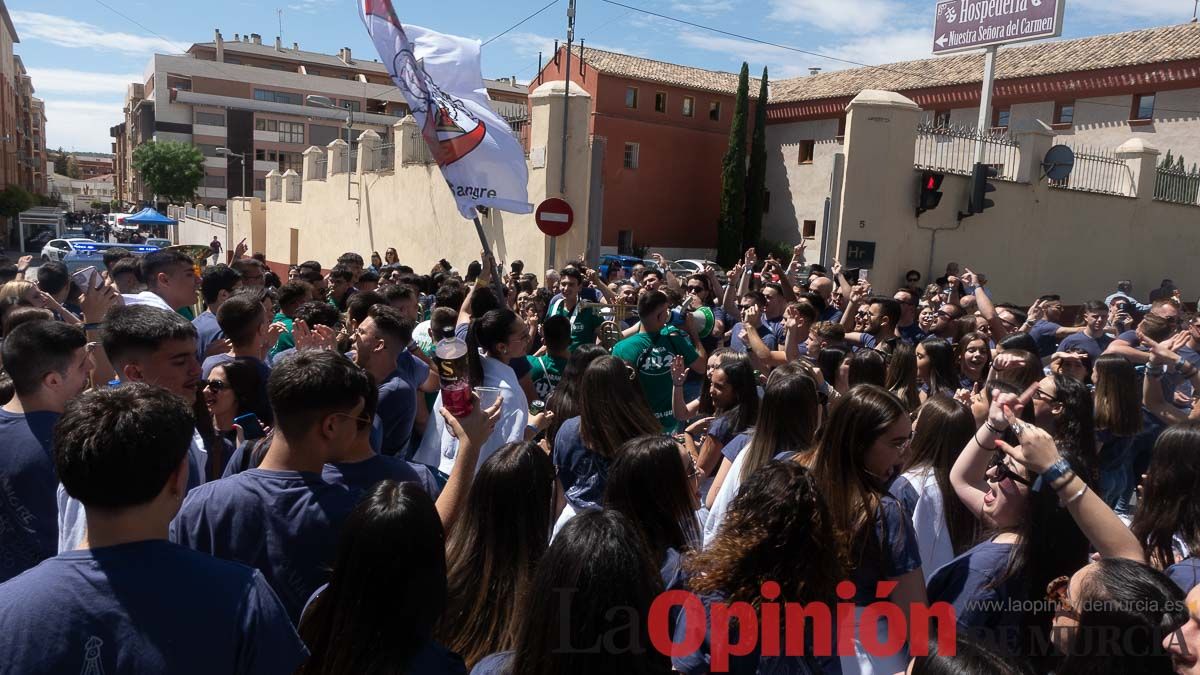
327,138,349,175
528,80,592,269
265,169,282,202
1116,137,1160,200
835,90,922,288
208,206,219,224
301,146,324,181
1012,119,1055,185
395,116,418,165
282,170,301,202
356,129,381,173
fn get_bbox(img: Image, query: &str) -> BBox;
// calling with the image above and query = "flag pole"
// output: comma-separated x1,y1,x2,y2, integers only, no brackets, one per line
473,214,505,300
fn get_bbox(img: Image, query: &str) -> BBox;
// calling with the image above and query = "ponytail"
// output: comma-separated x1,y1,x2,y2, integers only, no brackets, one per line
467,308,519,388
466,319,485,388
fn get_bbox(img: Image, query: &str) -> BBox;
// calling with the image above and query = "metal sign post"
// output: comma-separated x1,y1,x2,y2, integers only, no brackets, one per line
551,0,577,270
974,45,997,165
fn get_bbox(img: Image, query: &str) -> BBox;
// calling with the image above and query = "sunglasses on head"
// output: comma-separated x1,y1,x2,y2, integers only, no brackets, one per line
987,451,1032,487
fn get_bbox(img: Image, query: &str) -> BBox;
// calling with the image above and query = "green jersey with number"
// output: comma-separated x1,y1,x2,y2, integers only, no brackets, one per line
526,353,567,400
611,326,699,431
546,296,603,351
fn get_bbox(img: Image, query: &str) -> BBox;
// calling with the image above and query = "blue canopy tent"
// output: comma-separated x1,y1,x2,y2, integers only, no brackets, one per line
119,207,177,240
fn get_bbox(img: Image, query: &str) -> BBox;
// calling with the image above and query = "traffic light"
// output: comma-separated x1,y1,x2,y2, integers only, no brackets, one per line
916,171,944,217
969,163,998,214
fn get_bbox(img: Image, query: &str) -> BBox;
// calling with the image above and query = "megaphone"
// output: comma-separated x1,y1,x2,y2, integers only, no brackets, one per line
670,305,716,338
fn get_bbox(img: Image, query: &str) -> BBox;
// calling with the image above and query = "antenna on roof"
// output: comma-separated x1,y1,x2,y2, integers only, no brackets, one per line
277,8,283,40
808,67,822,75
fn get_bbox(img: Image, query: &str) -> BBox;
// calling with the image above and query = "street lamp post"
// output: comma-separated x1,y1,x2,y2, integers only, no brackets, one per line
306,95,353,200
216,147,246,200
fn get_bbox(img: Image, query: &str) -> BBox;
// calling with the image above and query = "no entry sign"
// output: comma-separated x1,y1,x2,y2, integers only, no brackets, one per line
933,0,1064,54
534,198,574,237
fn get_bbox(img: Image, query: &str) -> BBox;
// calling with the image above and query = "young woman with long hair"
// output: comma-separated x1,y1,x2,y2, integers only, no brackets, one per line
203,357,273,438
694,355,759,477
690,347,737,418
552,355,662,537
437,442,556,669
917,337,958,402
848,348,888,388
932,389,1141,662
1030,373,1099,481
896,396,978,578
605,434,701,595
886,341,922,412
543,344,606,447
416,308,530,479
818,344,851,395
702,364,822,544
1091,354,1143,507
298,480,461,674
804,384,924,674
471,510,670,675
956,331,992,392
1131,423,1200,593
675,462,843,674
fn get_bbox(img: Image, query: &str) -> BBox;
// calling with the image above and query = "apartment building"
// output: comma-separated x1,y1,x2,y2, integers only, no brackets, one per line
69,153,114,179
112,30,529,208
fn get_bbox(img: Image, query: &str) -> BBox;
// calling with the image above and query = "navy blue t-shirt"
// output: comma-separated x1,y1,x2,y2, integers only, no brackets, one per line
721,431,752,462
201,352,272,382
705,414,742,448
1168,557,1200,594
323,454,440,502
927,540,1023,631
729,316,786,354
377,371,417,457
1057,332,1114,362
0,409,59,583
848,493,923,605
170,468,359,624
192,309,225,362
1029,320,1063,358
0,539,307,674
899,323,926,344
552,416,610,511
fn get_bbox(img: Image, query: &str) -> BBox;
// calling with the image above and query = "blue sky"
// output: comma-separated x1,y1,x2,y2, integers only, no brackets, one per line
11,0,1190,153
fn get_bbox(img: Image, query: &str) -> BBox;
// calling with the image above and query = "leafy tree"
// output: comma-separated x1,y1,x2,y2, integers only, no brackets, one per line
717,62,750,267
0,185,34,221
65,155,82,179
52,152,69,176
132,141,204,204
109,199,123,212
744,67,769,251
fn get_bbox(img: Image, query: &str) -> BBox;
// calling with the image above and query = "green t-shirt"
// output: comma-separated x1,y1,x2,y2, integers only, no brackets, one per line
177,306,195,321
612,327,699,431
269,312,295,357
546,297,603,351
526,353,567,400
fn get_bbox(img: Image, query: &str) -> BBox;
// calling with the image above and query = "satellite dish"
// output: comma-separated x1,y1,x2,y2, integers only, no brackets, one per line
1042,144,1075,181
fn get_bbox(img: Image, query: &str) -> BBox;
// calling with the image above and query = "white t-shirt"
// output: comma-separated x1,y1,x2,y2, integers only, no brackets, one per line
702,445,751,547
901,466,954,581
120,291,174,312
412,355,528,477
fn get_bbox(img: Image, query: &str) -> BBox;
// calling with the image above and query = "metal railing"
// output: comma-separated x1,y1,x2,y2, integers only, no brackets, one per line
504,116,531,156
404,130,438,165
377,143,395,170
312,157,328,180
1048,145,1135,197
185,206,197,218
1154,166,1200,206
213,211,227,224
914,122,1019,181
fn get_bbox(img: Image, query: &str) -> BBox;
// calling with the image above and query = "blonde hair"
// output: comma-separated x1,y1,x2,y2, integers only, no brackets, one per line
0,281,36,306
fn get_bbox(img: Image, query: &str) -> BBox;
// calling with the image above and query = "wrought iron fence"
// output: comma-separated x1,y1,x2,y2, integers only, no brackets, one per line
1047,145,1135,197
504,115,531,156
1154,166,1200,206
404,130,438,165
378,143,395,170
313,157,328,180
914,122,1020,181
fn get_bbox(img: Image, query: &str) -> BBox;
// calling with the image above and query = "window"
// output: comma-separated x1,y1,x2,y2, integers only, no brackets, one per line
618,230,634,255
339,100,361,113
802,220,817,238
278,152,303,173
166,76,191,91
623,142,639,169
196,144,223,157
654,92,667,113
798,140,815,164
1054,102,1074,126
1132,93,1155,121
307,68,320,76
255,118,278,132
837,115,847,139
194,111,225,127
203,174,226,188
308,124,341,147
254,178,266,191
682,96,694,117
934,110,951,127
278,121,305,144
253,89,302,106
625,87,638,109
992,106,1010,129
709,101,721,121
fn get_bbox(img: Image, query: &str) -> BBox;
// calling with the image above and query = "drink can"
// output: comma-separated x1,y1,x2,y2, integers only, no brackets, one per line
435,336,473,418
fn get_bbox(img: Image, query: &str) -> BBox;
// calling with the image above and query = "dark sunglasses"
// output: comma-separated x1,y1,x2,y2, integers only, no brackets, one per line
987,452,1032,487
201,379,228,392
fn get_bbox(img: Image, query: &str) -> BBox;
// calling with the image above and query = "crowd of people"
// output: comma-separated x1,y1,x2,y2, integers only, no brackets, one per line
1,239,1199,675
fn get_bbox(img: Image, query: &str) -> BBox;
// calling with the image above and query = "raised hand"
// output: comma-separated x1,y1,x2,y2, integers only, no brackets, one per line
79,281,121,323
831,258,843,278
741,303,762,328
440,394,502,446
670,354,688,386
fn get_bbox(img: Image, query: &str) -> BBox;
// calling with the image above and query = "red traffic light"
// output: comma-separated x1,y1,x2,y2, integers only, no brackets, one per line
926,176,937,189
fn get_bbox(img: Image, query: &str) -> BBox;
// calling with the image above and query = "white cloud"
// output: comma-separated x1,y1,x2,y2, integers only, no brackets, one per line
675,30,811,79
1072,0,1190,21
11,11,184,56
28,68,141,96
43,100,123,154
669,0,735,16
768,0,900,33
813,29,934,72
288,0,338,14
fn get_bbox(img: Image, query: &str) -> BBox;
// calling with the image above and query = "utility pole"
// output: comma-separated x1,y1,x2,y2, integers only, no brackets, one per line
551,0,576,268
973,45,997,166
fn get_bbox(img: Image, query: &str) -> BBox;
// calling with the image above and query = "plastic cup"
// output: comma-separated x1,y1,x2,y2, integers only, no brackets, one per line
475,386,502,411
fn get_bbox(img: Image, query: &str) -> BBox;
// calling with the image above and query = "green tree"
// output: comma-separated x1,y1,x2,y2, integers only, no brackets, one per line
65,155,82,179
109,199,123,212
744,66,769,251
52,151,69,176
132,141,204,204
717,62,750,267
0,185,34,220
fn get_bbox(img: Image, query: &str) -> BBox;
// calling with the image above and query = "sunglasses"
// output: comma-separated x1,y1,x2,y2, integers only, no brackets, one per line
201,379,228,392
987,452,1032,487
937,311,956,319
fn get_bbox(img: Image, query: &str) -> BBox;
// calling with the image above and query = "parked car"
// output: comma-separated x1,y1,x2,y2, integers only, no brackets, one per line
669,259,725,278
24,229,56,252
41,238,160,269
597,254,662,281
146,238,172,248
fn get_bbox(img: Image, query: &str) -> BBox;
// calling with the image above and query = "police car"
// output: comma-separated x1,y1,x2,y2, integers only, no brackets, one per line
40,238,160,269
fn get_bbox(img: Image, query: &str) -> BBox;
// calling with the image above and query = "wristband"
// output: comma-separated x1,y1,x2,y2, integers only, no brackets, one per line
83,322,105,331
1040,458,1073,486
984,421,1006,435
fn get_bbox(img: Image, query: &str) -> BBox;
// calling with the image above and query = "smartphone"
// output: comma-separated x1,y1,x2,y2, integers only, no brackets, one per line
71,266,100,290
234,413,266,440
859,269,869,283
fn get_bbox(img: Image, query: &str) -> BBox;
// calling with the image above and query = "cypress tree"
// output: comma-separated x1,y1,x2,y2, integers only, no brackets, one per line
744,67,769,251
717,62,750,267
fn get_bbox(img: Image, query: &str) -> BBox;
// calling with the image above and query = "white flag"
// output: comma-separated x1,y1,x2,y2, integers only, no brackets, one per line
360,0,533,219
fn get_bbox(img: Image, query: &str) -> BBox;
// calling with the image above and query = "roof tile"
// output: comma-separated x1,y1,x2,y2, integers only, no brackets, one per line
571,46,745,95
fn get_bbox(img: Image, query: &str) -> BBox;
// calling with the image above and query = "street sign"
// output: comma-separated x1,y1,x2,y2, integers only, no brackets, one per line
933,0,1064,55
534,197,574,237
846,240,876,269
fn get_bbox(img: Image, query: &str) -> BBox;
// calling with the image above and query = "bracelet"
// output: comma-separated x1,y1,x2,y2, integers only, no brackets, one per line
83,322,104,331
973,429,992,447
1040,458,1073,486
984,421,1006,435
1060,482,1088,507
